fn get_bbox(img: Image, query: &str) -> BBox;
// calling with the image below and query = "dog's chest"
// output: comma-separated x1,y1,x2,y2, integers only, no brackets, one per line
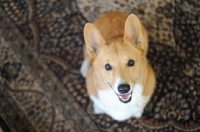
90,84,147,120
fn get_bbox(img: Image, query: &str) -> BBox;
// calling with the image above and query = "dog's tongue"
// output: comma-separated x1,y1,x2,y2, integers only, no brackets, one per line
117,92,132,103
118,93,131,99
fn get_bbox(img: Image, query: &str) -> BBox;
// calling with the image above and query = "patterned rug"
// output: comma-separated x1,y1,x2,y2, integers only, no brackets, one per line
0,0,199,131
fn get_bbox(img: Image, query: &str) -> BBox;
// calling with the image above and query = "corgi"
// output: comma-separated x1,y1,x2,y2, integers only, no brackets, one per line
80,12,156,121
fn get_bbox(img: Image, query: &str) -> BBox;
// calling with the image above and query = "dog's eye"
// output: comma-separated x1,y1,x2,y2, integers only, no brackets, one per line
127,60,134,67
105,64,112,71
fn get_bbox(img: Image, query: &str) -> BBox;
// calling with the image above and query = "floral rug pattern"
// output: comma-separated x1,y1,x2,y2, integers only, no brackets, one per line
0,0,200,131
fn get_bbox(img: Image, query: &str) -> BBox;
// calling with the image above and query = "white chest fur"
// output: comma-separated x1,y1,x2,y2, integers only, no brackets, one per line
90,84,149,121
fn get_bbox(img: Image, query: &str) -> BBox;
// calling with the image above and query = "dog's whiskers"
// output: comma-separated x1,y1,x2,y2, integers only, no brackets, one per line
107,82,112,88
107,82,116,92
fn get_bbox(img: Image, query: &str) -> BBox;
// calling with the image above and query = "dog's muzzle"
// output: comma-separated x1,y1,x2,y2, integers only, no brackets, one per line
117,84,132,103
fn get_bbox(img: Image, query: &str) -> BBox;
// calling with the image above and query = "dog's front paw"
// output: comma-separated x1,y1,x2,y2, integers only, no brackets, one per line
133,109,143,118
80,58,90,77
93,104,104,114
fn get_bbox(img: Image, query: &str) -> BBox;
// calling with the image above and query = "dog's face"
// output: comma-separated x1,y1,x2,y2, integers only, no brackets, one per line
93,41,143,103
84,14,144,103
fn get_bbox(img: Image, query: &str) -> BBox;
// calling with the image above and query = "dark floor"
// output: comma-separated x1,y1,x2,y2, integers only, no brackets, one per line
0,117,10,132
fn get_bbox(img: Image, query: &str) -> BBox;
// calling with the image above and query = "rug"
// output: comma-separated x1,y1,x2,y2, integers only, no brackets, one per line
0,0,200,131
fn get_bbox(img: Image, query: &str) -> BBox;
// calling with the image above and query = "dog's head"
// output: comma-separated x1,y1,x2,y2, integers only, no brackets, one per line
84,14,146,103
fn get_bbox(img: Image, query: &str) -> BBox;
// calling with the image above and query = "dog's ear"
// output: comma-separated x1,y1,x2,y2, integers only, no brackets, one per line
84,23,105,57
123,14,142,45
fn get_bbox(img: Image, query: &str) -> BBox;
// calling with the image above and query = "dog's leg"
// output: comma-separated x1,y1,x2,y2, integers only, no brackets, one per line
80,57,90,77
93,103,105,114
132,108,143,118
90,96,105,114
133,96,150,118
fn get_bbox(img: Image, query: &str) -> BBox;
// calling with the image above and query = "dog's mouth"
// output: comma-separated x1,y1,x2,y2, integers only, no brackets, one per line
117,92,132,103
107,82,132,103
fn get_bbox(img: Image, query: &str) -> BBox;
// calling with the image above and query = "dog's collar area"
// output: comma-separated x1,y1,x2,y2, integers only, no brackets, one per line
117,92,132,103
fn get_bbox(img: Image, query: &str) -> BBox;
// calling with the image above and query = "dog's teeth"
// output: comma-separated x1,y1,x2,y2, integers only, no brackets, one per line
119,96,123,99
118,94,131,101
122,98,129,101
124,98,129,101
117,92,132,102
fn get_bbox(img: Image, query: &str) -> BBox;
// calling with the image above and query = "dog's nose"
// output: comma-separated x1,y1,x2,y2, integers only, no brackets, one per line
118,84,130,94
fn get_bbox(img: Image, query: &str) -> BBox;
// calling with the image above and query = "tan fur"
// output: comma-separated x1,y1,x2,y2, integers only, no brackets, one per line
83,12,155,102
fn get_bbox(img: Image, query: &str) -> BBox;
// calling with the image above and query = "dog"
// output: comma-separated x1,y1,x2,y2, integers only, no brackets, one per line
80,12,156,121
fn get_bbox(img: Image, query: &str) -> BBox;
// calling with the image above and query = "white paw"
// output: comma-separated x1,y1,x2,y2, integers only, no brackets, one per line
80,58,90,78
133,109,143,118
93,104,104,114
